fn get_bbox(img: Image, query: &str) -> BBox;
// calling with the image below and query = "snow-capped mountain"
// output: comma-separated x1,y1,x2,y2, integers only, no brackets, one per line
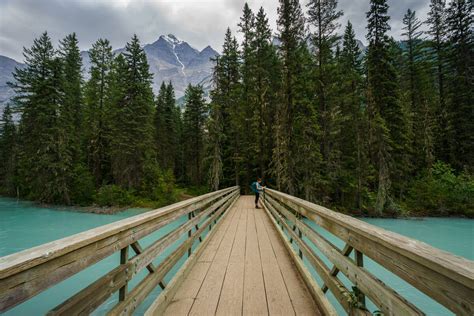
142,34,218,97
0,34,218,115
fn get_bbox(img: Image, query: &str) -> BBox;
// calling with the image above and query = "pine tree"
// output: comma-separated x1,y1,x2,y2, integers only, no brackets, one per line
274,0,306,195
183,85,207,185
84,38,114,185
366,0,408,213
338,21,369,209
9,32,70,203
207,58,225,190
109,35,155,189
445,0,473,171
155,82,178,172
238,3,256,190
307,0,344,202
209,28,241,187
426,0,450,162
58,33,83,162
0,105,17,195
402,9,436,171
251,7,281,181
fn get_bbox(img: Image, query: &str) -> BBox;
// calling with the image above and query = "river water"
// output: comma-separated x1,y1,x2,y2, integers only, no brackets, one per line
0,197,472,315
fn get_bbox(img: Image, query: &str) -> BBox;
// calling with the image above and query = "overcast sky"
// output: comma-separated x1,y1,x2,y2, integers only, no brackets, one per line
0,0,431,62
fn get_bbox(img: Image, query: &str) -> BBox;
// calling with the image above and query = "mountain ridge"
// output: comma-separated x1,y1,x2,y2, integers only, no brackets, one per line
0,34,219,114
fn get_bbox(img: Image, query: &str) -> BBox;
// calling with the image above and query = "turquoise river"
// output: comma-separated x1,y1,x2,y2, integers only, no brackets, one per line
0,197,472,315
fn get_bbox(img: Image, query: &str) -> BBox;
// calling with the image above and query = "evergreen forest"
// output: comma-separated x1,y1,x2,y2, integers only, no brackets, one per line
0,0,472,216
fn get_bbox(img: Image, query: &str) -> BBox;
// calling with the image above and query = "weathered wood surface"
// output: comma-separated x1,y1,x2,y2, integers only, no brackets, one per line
265,188,474,315
0,186,238,313
265,194,423,315
149,196,323,316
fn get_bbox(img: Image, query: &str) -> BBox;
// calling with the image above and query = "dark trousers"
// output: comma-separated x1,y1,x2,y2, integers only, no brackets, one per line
255,192,260,205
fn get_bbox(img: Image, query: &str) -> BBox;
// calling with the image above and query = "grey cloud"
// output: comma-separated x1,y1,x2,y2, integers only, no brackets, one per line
0,0,431,62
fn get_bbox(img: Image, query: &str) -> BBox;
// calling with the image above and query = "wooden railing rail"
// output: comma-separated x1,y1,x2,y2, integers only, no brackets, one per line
262,188,474,316
0,186,239,314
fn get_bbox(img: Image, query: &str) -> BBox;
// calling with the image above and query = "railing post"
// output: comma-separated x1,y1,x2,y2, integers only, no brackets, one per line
119,245,129,301
354,250,365,306
188,213,192,257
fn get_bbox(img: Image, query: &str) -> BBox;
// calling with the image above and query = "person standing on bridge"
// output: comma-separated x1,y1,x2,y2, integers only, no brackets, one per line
251,178,265,209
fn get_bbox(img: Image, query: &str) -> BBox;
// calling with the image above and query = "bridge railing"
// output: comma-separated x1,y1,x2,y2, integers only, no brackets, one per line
0,186,239,315
262,188,473,316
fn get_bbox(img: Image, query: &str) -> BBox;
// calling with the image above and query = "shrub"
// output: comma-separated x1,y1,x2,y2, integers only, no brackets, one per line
407,162,474,216
94,185,134,206
70,164,95,205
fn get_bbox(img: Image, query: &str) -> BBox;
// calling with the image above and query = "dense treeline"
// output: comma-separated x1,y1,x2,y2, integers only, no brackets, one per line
206,0,473,216
0,33,208,207
0,0,472,216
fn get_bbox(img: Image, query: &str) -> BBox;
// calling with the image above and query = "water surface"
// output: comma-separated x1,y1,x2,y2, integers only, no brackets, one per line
1,197,472,315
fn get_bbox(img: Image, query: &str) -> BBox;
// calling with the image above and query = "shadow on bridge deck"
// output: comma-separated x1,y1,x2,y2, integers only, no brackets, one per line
156,195,321,316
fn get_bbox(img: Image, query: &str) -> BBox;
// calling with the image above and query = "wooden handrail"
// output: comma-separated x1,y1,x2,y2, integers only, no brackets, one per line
0,186,239,313
263,188,474,315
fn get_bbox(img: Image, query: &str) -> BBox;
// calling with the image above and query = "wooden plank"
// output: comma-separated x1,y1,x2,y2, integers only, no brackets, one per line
254,207,295,315
267,189,473,315
215,203,248,315
187,197,243,316
267,195,424,315
265,197,352,314
322,244,353,293
262,201,338,316
48,193,239,316
119,246,129,301
242,203,268,316
145,194,240,316
0,187,238,313
257,208,319,316
0,187,237,277
107,193,238,316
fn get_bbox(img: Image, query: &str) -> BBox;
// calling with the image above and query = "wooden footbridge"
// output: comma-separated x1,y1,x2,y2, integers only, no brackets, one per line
1,187,473,315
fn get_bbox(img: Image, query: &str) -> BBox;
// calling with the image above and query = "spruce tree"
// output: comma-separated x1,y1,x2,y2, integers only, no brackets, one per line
183,85,207,185
0,105,17,195
251,7,281,180
402,9,436,171
84,38,114,185
238,3,256,190
207,58,225,190
445,0,473,170
209,28,241,187
366,0,408,213
307,0,344,202
338,21,369,209
58,33,83,162
426,0,450,162
9,32,70,203
154,82,178,172
109,35,155,189
274,0,306,195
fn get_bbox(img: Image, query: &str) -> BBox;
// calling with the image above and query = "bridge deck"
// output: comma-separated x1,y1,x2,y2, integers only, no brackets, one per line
162,196,321,315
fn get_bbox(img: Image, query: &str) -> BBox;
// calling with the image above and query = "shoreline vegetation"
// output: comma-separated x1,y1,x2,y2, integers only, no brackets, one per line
0,0,472,218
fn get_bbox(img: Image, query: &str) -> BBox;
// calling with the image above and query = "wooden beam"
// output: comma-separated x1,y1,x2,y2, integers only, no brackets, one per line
0,187,239,313
119,246,129,302
107,193,238,316
266,195,425,316
46,191,238,316
265,200,356,314
322,244,353,293
145,194,239,315
262,200,339,316
265,189,474,315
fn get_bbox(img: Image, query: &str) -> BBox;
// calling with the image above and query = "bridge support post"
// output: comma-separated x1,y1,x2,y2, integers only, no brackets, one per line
354,249,365,306
119,245,129,301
